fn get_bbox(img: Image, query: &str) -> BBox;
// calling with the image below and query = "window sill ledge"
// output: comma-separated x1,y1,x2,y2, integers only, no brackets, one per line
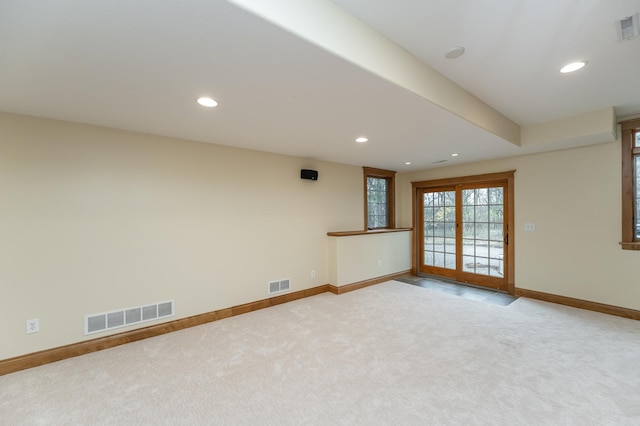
327,228,412,237
620,242,640,250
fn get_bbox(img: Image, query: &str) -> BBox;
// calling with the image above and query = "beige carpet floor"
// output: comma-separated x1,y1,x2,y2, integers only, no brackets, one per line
2,280,640,425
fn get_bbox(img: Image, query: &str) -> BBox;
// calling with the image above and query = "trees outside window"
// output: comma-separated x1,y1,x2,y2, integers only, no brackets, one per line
363,167,395,230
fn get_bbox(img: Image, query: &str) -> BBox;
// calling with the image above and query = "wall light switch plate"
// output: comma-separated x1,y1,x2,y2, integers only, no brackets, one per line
524,223,536,232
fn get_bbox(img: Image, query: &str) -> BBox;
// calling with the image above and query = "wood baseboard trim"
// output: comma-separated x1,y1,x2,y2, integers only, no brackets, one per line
328,270,412,295
515,288,640,320
0,284,331,377
0,271,413,376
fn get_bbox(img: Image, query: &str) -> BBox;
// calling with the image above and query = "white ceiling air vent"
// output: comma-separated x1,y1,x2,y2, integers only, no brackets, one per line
620,14,639,40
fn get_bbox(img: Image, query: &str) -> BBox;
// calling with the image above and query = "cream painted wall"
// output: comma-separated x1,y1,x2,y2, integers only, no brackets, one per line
5,110,636,361
0,113,364,360
328,231,411,286
397,139,640,311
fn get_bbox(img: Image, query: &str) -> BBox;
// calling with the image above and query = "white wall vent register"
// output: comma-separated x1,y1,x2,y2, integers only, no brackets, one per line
620,14,639,40
85,300,174,335
268,278,291,295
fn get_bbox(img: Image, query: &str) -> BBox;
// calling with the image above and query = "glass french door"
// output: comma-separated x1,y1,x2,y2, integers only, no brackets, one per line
419,182,508,291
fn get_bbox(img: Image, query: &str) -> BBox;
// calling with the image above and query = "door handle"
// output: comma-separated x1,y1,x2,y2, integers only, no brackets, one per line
504,233,509,245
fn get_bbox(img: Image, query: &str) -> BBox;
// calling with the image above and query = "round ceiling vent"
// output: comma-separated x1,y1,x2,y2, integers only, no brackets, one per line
445,46,465,59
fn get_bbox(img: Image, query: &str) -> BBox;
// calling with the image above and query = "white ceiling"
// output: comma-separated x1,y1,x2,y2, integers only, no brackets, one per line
1,0,639,172
331,0,640,125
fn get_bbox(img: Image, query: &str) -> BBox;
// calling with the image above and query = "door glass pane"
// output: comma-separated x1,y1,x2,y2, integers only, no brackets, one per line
423,190,456,270
489,205,503,224
424,251,434,266
462,222,474,238
463,255,476,273
489,222,503,241
444,237,456,253
461,187,504,277
475,205,489,222
489,187,503,204
475,223,488,240
444,222,456,238
462,239,475,256
445,253,456,269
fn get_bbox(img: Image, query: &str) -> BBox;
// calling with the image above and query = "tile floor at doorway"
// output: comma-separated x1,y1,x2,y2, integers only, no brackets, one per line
396,275,518,306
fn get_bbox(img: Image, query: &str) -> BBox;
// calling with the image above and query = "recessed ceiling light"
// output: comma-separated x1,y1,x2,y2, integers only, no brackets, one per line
445,46,465,59
451,153,459,157
560,61,587,73
197,97,218,107
405,162,411,165
355,137,368,143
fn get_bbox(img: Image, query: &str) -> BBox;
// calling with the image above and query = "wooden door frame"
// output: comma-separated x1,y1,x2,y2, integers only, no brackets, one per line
411,170,516,295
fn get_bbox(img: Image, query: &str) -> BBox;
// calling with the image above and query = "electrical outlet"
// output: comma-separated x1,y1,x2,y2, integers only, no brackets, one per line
377,259,382,268
26,318,39,334
311,269,316,278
